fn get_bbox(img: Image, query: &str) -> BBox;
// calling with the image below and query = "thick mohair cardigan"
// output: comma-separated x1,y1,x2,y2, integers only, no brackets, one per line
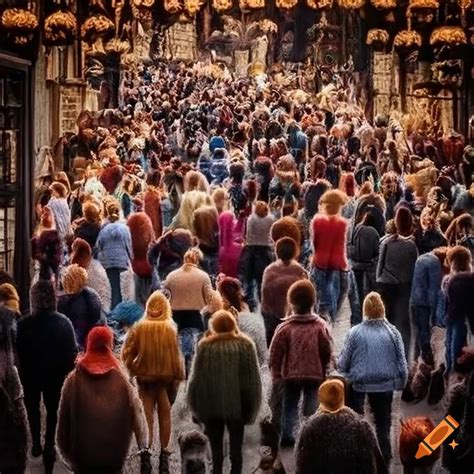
295,407,386,474
187,332,262,424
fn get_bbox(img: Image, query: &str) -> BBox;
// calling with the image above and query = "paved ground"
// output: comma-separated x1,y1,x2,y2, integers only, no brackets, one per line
27,299,446,473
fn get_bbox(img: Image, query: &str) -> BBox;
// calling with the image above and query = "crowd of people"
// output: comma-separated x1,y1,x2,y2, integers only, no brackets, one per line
1,59,474,474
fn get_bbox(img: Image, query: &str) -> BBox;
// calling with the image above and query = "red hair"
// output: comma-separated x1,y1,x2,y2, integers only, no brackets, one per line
217,277,246,312
399,417,439,468
339,173,356,197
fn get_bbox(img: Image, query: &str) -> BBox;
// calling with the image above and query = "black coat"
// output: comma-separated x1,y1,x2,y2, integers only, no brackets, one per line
16,310,78,387
295,407,386,474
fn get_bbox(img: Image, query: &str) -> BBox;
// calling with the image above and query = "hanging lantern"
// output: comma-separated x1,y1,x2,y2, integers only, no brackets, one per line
276,0,298,9
44,10,78,46
1,8,39,46
430,26,467,47
307,0,333,9
213,0,233,12
366,28,389,51
371,0,397,9
407,0,439,24
240,0,265,9
81,15,115,43
393,30,422,55
337,0,365,9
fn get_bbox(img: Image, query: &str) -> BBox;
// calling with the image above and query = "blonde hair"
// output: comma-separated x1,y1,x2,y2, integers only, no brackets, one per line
183,247,203,266
0,283,19,314
363,292,385,320
105,199,121,222
212,188,227,213
62,264,88,294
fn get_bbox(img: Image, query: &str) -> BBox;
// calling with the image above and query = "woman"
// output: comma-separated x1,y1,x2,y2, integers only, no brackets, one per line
239,201,275,311
57,326,148,473
218,210,245,278
163,248,213,372
143,169,163,239
338,292,408,464
122,291,184,472
376,207,418,355
187,310,262,474
96,200,133,309
48,181,71,245
414,207,447,255
73,201,102,250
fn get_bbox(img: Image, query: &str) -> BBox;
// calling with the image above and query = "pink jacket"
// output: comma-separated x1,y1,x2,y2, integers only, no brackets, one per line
218,211,244,278
269,314,332,382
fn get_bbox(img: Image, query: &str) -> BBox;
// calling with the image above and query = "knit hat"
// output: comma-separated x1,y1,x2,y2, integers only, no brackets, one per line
145,291,171,321
363,292,385,320
109,301,143,327
209,135,226,153
62,264,88,294
210,310,237,334
77,326,121,375
318,378,345,413
395,207,413,237
0,283,20,314
71,238,92,269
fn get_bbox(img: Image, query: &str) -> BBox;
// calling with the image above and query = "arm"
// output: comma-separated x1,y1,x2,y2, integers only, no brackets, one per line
61,319,79,374
269,328,286,380
56,372,75,469
239,340,262,424
122,325,138,374
295,422,315,474
376,238,387,282
337,329,354,375
318,323,334,373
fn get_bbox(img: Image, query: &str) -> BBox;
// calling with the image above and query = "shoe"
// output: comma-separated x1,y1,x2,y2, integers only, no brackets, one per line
159,448,171,474
427,366,445,405
273,457,286,474
280,437,295,448
140,449,152,474
31,444,43,458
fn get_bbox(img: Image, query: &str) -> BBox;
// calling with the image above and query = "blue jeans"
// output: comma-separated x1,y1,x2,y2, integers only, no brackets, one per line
282,381,318,441
411,305,432,360
106,268,126,310
446,318,468,373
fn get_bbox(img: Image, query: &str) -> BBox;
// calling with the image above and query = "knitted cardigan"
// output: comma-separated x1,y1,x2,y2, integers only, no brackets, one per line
96,222,133,270
338,319,408,392
187,332,262,424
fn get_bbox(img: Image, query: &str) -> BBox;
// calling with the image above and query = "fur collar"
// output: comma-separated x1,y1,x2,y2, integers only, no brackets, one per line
201,330,251,345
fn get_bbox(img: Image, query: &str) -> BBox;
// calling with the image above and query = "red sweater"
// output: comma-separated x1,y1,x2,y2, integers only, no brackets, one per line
311,214,348,271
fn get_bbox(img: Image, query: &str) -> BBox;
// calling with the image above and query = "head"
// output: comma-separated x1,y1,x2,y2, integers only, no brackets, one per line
109,301,143,331
339,173,356,197
395,207,413,237
146,169,162,188
183,247,203,266
192,205,218,248
49,181,68,199
447,245,472,273
145,291,172,321
83,201,102,224
318,378,345,413
363,292,385,320
275,237,297,263
105,199,121,222
62,264,88,294
288,280,316,315
70,238,92,269
0,283,19,314
271,217,301,256
217,277,245,313
254,200,269,218
209,309,238,335
30,279,57,313
212,187,227,213
319,189,348,216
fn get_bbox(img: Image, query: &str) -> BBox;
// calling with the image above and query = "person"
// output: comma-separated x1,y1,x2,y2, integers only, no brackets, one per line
163,247,213,372
218,210,244,278
239,201,275,311
16,280,77,474
143,169,163,238
192,205,219,281
48,181,71,245
261,237,308,345
376,206,418,355
295,378,386,474
269,280,333,446
56,326,148,473
0,282,20,316
96,200,133,309
338,292,408,464
187,310,262,474
122,291,185,473
0,305,28,474
310,189,349,321
399,417,439,474
58,264,103,349
73,201,102,250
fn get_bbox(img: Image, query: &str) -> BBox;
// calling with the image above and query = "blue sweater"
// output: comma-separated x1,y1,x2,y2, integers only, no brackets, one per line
338,319,408,392
96,221,133,270
409,252,443,312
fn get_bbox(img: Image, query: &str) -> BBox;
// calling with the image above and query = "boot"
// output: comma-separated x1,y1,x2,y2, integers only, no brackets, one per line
159,448,171,474
410,359,432,402
427,364,445,405
140,449,152,474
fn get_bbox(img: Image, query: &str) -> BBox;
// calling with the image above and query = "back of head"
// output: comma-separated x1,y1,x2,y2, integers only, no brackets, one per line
447,245,472,272
83,201,101,224
288,279,316,315
71,238,92,269
105,200,121,222
62,264,88,295
275,237,297,262
271,216,301,253
254,200,269,218
395,206,413,237
0,283,19,314
318,378,345,413
319,189,348,215
363,292,385,320
217,277,245,312
145,290,171,321
183,247,203,266
50,181,68,198
30,279,57,313
210,309,237,335
400,417,439,469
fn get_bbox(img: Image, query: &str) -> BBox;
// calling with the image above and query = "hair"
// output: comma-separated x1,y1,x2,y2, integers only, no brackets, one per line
275,237,297,262
212,187,227,213
50,181,68,198
30,279,57,313
62,264,88,294
254,201,269,218
339,173,356,197
432,246,448,267
399,417,439,468
363,292,385,320
217,277,246,312
288,280,316,314
447,245,472,272
185,170,208,192
193,205,218,249
183,247,203,266
395,206,413,237
358,181,374,196
82,202,101,224
319,189,348,215
146,169,162,187
0,283,19,314
105,200,121,222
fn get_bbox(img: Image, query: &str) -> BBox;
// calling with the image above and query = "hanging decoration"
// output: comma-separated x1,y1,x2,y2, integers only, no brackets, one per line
393,29,422,55
81,14,115,43
213,0,233,12
430,26,467,47
164,0,182,13
276,0,298,9
337,0,365,9
105,37,131,54
366,28,389,51
44,10,78,46
1,8,39,46
370,0,397,9
407,0,439,24
457,0,471,27
185,0,206,15
240,0,265,9
132,0,155,6
307,0,333,9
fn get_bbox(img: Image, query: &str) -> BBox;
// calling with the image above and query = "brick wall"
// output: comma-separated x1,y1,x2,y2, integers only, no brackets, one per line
168,21,197,61
59,83,83,135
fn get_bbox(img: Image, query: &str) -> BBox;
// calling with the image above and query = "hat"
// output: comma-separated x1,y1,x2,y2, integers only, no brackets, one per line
77,326,121,375
318,379,345,413
145,291,171,321
0,283,19,313
363,292,385,320
210,310,237,334
109,301,143,327
62,264,88,295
